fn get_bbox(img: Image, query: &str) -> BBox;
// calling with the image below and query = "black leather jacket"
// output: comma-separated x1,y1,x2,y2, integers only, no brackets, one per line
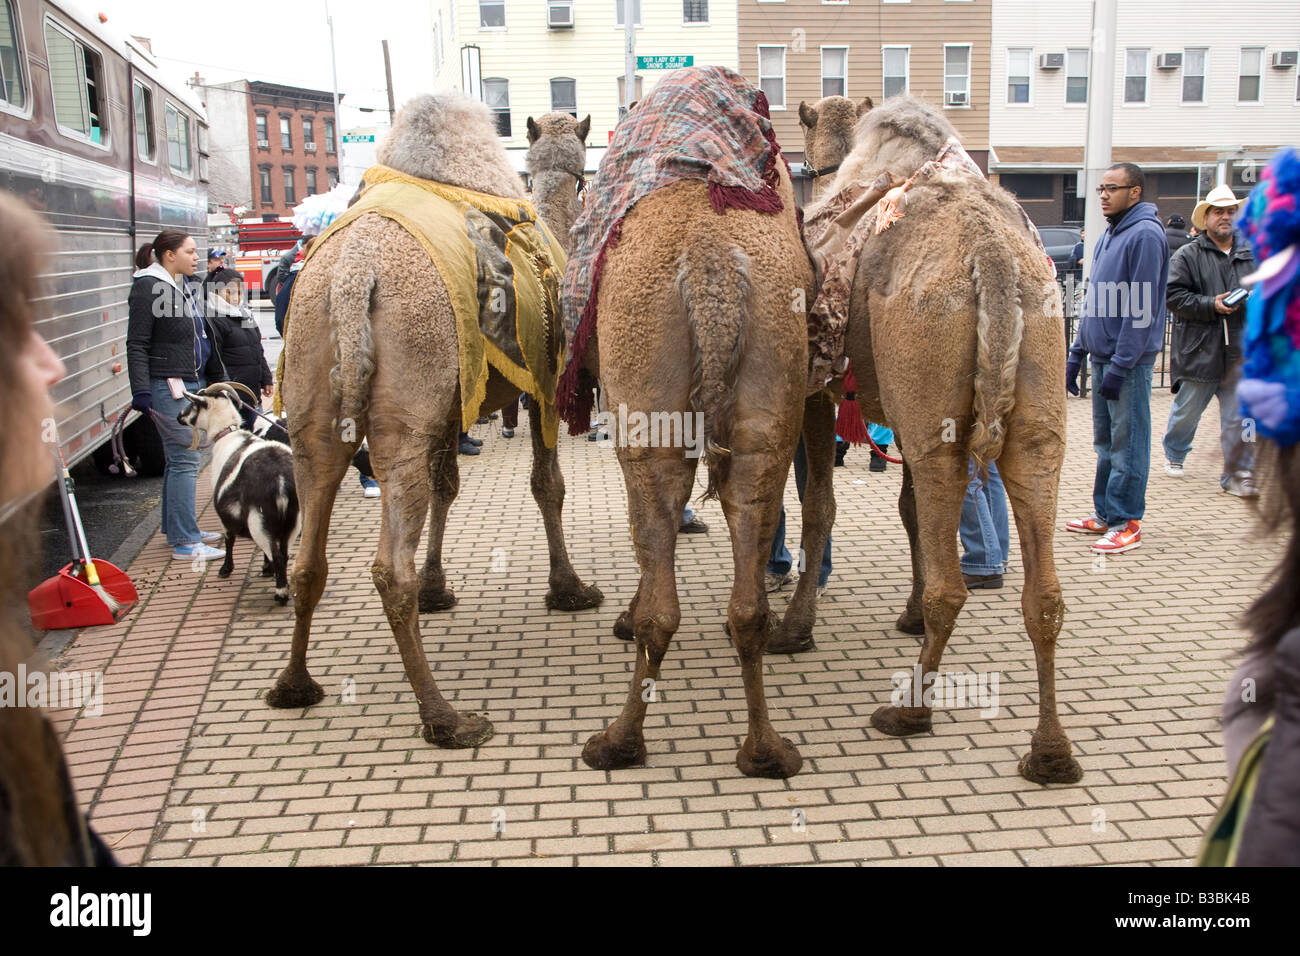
1166,232,1255,385
127,266,228,395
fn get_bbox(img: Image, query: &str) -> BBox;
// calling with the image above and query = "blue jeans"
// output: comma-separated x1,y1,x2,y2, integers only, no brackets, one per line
151,377,205,547
960,460,1009,575
1090,360,1153,526
1162,362,1255,480
767,439,832,587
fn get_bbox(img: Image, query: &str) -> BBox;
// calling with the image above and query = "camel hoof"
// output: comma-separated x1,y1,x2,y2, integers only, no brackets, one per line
870,704,932,737
422,713,494,749
1019,749,1084,785
582,728,646,771
266,675,324,709
546,583,604,612
737,736,803,779
766,624,815,655
896,610,925,635
418,587,457,613
612,609,634,641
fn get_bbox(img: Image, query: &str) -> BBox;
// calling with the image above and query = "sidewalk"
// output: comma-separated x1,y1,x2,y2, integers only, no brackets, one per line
43,391,1278,866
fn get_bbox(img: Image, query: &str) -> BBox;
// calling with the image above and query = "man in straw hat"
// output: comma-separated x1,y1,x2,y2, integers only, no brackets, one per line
1162,184,1257,497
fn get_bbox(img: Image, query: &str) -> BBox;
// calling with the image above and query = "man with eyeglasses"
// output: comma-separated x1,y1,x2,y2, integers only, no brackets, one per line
1065,162,1169,555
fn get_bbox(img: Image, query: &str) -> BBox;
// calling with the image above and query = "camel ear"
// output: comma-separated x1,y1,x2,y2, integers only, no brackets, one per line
575,114,591,143
857,97,874,117
627,100,638,113
798,101,818,129
526,116,540,144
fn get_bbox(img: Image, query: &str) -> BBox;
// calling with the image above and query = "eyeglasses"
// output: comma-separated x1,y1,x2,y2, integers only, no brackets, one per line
1095,183,1136,195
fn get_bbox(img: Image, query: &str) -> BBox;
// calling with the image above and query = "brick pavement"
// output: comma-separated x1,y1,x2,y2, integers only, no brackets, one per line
41,390,1278,866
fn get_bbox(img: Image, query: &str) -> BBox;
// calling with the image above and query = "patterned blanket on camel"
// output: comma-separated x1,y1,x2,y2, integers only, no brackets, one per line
556,65,796,434
283,164,567,446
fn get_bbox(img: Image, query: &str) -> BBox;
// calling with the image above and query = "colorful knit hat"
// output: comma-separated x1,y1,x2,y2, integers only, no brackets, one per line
1237,148,1300,447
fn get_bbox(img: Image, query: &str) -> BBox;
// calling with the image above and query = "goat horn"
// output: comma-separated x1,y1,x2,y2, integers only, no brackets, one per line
200,381,259,404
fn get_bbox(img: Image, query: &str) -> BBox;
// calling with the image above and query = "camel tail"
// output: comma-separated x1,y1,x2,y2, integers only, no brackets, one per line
676,245,752,501
969,238,1025,475
327,229,379,430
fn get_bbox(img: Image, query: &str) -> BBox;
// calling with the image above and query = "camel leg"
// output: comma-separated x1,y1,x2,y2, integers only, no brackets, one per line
998,440,1083,785
529,413,604,611
723,451,803,778
267,440,355,709
871,452,969,736
372,426,493,747
770,392,836,654
613,582,639,641
582,454,688,770
417,440,459,612
896,458,927,635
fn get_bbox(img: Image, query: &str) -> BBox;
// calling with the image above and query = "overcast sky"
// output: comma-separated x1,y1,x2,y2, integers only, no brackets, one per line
95,0,439,126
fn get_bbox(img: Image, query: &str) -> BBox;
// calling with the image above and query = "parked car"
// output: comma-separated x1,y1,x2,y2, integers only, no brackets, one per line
1037,225,1083,279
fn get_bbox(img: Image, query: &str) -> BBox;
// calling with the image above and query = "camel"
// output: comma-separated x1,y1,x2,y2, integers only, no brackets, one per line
526,112,590,255
573,69,814,778
270,94,601,747
798,95,873,201
777,96,1082,785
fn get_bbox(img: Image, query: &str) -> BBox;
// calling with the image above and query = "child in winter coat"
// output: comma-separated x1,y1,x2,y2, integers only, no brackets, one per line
205,269,274,430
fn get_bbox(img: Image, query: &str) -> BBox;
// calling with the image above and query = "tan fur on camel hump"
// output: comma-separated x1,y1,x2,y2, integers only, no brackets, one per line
378,94,525,199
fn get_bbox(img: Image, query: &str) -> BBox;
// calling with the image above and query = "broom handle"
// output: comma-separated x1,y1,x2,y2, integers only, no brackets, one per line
52,443,103,587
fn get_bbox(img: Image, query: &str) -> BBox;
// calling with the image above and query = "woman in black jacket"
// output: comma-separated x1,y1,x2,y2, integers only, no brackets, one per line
205,269,273,430
126,229,228,561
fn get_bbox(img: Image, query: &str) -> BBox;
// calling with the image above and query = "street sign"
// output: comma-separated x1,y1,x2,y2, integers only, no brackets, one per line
637,55,693,70
342,132,376,144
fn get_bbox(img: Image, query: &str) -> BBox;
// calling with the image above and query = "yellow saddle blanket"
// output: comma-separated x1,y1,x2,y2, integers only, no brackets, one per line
284,164,567,446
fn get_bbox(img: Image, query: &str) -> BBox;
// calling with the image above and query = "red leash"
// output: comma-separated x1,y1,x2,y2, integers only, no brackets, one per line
865,433,903,464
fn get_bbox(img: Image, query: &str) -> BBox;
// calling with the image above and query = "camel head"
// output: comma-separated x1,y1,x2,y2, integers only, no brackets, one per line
525,112,590,183
798,95,872,182
838,95,960,188
377,93,526,199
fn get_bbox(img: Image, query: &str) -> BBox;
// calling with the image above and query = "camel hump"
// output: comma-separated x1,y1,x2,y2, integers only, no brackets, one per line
675,244,752,500
326,220,381,432
968,236,1025,474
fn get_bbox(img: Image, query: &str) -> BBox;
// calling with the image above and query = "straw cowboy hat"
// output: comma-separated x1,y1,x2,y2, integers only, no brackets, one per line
1192,184,1243,231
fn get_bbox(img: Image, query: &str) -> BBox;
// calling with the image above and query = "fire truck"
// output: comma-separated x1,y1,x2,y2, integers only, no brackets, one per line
234,219,305,300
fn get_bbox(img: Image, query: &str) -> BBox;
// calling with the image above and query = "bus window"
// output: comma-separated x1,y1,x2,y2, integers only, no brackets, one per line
166,103,191,175
44,19,107,144
133,81,155,162
0,0,26,110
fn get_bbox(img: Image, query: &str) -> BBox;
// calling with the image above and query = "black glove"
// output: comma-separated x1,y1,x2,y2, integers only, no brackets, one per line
1099,365,1127,401
131,391,153,413
1065,358,1081,396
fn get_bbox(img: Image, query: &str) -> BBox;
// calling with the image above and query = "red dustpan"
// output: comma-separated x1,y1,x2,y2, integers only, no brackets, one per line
29,444,139,630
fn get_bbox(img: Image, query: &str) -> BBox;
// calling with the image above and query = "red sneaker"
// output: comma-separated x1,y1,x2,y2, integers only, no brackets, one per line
1066,516,1108,534
1091,520,1141,554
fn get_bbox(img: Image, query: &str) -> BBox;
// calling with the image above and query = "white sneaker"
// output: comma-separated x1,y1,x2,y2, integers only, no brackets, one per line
173,542,225,561
1164,461,1184,477
816,585,827,599
1223,473,1259,498
765,571,794,593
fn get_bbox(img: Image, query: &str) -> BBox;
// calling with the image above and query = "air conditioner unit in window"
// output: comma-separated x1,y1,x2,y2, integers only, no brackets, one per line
1272,50,1298,68
1156,53,1182,69
305,142,316,151
547,1,574,28
1038,53,1064,70
257,138,270,148
944,91,969,107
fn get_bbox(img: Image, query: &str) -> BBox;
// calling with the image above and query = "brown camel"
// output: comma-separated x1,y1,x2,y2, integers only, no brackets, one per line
270,94,601,747
798,95,873,201
576,76,814,779
778,96,1082,785
526,112,590,255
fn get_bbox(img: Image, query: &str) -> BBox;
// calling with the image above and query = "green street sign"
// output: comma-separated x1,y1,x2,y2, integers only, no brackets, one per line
342,133,375,144
637,55,694,70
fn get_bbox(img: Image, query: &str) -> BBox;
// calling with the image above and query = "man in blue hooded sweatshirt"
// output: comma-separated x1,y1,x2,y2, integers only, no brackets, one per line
1065,162,1169,555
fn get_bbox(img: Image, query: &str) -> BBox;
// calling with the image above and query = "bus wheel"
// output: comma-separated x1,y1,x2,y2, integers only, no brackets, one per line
122,415,167,477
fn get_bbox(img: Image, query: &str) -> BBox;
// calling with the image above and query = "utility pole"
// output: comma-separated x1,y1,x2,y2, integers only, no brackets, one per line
326,0,344,182
1081,0,1117,283
623,0,636,112
382,39,396,118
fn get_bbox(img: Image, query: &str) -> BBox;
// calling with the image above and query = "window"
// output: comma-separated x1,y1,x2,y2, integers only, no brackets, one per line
283,168,296,205
999,174,1053,200
1007,48,1031,104
259,168,272,204
683,0,708,23
280,115,292,150
1239,47,1262,102
165,103,191,174
132,81,155,161
822,47,847,98
303,116,314,147
324,119,335,153
327,167,339,188
1066,48,1088,104
483,77,510,136
550,77,577,115
256,113,268,144
1182,48,1206,103
616,0,641,27
45,19,108,143
617,74,643,114
944,45,970,104
1124,48,1148,104
883,46,909,98
0,0,26,109
758,45,785,108
306,168,317,195
479,1,504,28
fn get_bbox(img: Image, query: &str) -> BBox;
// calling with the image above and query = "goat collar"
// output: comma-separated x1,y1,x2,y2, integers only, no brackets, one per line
808,163,841,179
208,424,244,444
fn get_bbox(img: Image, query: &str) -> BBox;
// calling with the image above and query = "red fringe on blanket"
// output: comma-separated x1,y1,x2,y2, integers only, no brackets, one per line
556,218,623,434
835,362,871,446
